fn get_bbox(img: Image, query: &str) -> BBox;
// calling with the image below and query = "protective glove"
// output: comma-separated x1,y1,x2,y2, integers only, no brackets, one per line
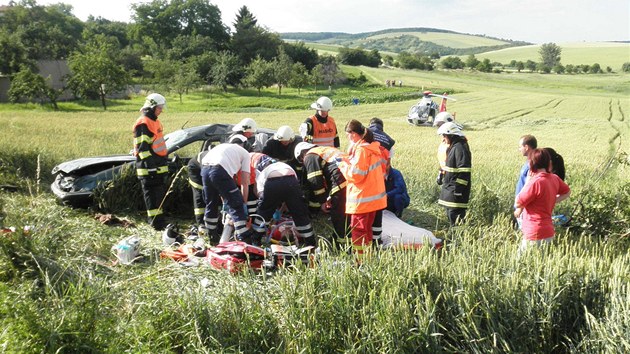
222,201,229,212
436,171,443,185
272,209,282,221
242,204,249,217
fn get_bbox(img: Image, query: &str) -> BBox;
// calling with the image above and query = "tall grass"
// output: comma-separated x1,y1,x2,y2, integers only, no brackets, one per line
0,67,628,352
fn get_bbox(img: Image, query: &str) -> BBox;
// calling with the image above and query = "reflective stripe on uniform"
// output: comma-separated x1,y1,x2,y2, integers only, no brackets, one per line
147,208,163,217
442,166,471,173
347,191,387,205
438,200,469,208
455,178,468,186
194,207,205,216
134,135,153,145
189,179,203,190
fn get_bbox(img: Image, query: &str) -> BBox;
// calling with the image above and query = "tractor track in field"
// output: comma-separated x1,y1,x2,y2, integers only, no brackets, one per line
606,99,628,156
467,98,563,130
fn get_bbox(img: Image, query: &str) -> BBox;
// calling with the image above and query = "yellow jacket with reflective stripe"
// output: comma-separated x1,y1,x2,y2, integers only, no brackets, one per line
339,140,387,214
133,115,168,177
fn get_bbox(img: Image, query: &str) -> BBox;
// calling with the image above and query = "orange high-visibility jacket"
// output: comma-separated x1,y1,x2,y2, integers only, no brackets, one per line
133,115,168,177
340,141,387,214
307,115,338,147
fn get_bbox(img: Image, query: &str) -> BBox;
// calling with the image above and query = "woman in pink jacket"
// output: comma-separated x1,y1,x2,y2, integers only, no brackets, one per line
514,148,570,254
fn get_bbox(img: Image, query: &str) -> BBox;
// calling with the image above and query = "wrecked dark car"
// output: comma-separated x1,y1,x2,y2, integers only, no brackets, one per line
51,123,276,208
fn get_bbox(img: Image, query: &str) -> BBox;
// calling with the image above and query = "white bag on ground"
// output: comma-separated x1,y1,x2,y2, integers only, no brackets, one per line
380,210,442,249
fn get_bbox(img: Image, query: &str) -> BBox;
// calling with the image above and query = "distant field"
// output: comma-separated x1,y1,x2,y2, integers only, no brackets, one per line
476,42,630,70
367,31,509,48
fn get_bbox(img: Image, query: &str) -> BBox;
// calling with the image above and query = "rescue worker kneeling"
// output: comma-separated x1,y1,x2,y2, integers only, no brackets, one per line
251,153,317,247
201,135,256,244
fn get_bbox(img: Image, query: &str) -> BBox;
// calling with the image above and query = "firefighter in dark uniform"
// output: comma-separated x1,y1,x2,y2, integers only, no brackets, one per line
250,154,317,247
187,147,209,231
436,122,472,226
299,96,340,148
263,125,303,178
294,142,350,247
133,93,169,230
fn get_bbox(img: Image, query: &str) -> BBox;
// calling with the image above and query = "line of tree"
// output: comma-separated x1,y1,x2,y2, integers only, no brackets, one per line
439,43,616,74
0,0,346,109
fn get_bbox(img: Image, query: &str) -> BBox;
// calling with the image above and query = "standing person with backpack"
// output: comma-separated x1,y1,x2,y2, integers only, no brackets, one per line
133,93,169,231
300,96,340,148
436,122,472,226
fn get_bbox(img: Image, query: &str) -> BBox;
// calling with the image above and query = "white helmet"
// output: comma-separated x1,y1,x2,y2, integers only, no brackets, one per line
433,112,454,127
437,121,464,136
274,125,295,142
310,96,333,112
232,118,257,133
294,141,316,161
141,93,166,110
229,134,248,144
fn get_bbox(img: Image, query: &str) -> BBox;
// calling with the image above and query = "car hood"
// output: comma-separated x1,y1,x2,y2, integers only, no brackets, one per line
51,155,136,174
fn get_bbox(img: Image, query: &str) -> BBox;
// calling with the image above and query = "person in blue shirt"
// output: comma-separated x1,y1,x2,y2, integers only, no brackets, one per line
385,167,410,218
514,135,537,228
515,135,537,198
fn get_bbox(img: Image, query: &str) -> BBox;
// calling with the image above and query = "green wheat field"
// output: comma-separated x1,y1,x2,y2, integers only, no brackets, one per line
0,66,628,352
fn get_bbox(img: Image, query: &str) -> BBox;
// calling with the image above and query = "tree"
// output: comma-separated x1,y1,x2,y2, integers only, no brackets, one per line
230,6,282,65
476,58,493,72
131,0,229,51
243,56,274,96
565,64,575,74
537,63,551,74
310,64,324,93
516,61,525,72
553,64,565,74
273,47,293,95
316,55,344,92
67,37,130,110
338,47,380,67
589,63,602,73
281,41,319,71
209,51,240,92
8,67,60,109
539,43,561,68
622,62,630,72
172,61,201,103
441,56,464,69
0,29,32,75
288,62,309,95
525,60,537,72
465,55,480,69
0,1,84,60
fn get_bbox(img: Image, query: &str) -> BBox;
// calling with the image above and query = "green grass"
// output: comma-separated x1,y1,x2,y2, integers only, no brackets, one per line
0,65,629,352
476,42,630,70
368,31,509,48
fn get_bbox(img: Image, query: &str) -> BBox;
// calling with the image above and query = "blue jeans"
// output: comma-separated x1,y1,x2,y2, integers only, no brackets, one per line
201,165,248,237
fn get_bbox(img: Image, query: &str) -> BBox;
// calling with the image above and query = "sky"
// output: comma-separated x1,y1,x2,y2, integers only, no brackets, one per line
8,0,630,44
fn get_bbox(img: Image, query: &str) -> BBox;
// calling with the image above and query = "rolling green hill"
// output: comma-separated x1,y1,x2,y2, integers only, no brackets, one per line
281,27,530,56
474,42,630,71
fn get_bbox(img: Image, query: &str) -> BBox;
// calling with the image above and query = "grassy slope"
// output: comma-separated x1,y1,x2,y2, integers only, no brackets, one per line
367,31,509,48
475,42,630,70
